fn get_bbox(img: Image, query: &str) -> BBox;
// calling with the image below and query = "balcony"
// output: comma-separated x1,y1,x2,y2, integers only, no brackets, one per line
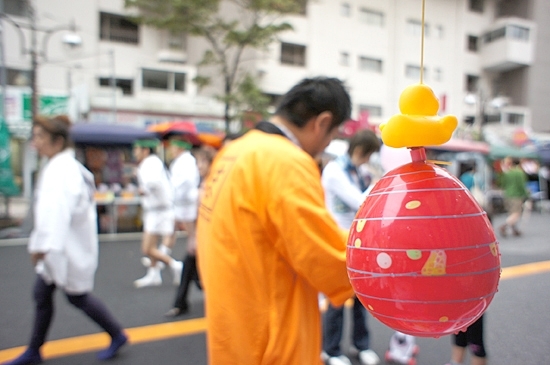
480,18,535,72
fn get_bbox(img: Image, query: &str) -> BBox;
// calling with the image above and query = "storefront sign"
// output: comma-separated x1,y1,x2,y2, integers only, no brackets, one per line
3,87,68,136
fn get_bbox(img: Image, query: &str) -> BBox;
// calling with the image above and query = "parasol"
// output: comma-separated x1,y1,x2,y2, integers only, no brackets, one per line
147,120,201,145
71,123,157,146
196,124,225,149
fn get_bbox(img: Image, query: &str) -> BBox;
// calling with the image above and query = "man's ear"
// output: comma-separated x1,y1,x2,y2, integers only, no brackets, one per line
311,111,334,134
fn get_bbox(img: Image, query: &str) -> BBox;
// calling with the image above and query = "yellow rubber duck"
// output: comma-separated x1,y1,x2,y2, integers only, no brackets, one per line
379,83,458,148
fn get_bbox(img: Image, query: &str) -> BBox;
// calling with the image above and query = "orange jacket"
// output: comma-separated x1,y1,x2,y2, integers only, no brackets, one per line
197,130,354,365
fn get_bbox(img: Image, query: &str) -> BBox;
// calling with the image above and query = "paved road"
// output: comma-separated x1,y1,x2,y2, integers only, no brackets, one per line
1,212,550,364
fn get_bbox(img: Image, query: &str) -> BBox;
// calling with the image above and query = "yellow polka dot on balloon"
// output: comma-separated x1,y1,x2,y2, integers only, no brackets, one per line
439,316,449,322
356,219,366,232
354,238,362,248
405,200,421,209
367,305,374,311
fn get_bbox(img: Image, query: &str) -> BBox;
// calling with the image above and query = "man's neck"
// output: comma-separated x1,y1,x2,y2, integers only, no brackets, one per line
269,116,301,147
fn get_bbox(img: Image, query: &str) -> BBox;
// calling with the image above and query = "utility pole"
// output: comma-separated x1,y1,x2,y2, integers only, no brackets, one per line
28,3,38,119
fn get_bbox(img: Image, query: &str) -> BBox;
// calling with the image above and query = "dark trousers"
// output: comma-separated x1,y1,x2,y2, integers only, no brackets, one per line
173,254,201,310
29,275,123,351
453,314,486,358
323,297,370,357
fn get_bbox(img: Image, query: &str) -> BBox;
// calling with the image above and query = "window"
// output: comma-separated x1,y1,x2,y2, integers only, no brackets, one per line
466,74,479,93
281,43,306,66
341,3,351,17
469,0,484,13
100,12,139,44
406,20,427,37
405,65,427,80
359,104,382,117
4,0,28,17
142,69,186,92
99,78,134,95
7,68,31,86
358,57,382,73
464,116,475,125
467,35,479,52
483,27,505,44
340,52,350,66
433,68,443,82
507,113,524,126
359,9,384,27
174,73,186,91
168,31,187,50
507,25,530,41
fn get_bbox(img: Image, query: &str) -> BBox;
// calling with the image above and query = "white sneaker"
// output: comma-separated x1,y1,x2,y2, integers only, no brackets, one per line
358,349,380,365
327,355,352,365
140,257,165,269
133,269,162,288
171,260,183,286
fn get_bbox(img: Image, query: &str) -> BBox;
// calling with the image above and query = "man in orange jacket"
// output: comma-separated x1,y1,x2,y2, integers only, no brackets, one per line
197,77,355,365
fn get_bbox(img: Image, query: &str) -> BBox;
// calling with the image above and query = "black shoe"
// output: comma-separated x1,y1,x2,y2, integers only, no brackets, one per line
2,348,42,365
164,306,188,318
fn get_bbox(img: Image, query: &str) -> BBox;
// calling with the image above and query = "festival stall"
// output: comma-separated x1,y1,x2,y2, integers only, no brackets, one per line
71,123,157,233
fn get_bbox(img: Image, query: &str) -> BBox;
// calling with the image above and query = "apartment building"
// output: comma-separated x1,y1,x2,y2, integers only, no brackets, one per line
249,0,546,139
2,0,225,139
3,0,546,132
2,0,548,194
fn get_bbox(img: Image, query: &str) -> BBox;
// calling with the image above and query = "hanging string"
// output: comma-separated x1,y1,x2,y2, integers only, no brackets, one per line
420,0,426,84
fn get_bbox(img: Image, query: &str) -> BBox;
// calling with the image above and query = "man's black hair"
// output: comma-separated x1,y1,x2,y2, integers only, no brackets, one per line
274,77,351,130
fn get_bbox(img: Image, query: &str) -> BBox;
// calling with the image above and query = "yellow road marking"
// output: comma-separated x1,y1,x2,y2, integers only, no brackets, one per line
0,318,206,362
1,261,550,362
500,260,550,280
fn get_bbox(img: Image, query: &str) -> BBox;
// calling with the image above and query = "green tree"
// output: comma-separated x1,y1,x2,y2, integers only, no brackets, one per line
125,0,305,133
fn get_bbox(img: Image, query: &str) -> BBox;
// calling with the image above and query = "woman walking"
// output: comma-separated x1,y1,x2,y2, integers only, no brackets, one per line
2,115,127,365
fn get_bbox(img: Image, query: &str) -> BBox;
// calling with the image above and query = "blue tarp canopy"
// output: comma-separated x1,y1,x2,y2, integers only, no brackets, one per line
71,123,157,146
489,144,539,160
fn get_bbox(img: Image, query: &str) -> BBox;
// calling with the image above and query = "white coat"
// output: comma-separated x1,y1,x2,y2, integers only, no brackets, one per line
169,151,200,207
136,154,174,211
28,149,98,294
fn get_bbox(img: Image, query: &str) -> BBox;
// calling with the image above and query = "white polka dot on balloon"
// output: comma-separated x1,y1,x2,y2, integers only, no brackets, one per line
376,252,392,269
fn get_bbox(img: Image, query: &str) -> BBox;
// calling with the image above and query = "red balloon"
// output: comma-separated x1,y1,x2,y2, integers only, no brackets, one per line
347,155,500,338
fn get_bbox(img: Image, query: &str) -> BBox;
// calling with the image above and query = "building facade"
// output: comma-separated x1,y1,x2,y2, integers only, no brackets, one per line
2,0,548,195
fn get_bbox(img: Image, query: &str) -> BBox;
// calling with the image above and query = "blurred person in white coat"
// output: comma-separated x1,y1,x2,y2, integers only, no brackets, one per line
167,136,200,260
2,115,127,365
132,139,183,288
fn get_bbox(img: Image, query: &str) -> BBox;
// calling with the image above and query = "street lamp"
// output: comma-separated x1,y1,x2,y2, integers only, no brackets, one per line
0,4,81,120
